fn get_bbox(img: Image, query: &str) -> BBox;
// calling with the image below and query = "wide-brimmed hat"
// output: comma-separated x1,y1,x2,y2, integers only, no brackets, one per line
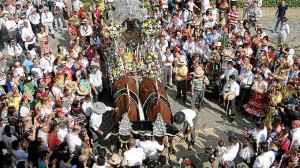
216,42,222,47
93,102,107,115
174,111,185,124
192,69,204,77
76,86,89,95
262,40,268,46
66,81,78,91
109,154,123,165
224,91,236,101
177,57,186,65
88,65,99,73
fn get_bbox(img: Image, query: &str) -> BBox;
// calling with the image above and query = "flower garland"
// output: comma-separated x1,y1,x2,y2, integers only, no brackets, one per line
107,57,124,82
141,52,162,79
141,19,160,36
104,21,122,38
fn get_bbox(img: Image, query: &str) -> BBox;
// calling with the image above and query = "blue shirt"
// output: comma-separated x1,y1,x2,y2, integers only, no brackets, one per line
277,5,288,18
23,59,34,71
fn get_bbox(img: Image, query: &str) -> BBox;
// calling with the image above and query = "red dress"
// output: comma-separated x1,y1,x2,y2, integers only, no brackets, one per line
243,80,268,117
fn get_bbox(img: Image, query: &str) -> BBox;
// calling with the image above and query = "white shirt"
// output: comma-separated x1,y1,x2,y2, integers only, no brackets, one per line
89,107,112,131
221,68,239,82
291,127,300,148
222,80,240,96
40,55,55,72
28,13,40,25
66,132,82,153
3,134,17,154
239,147,254,163
80,24,93,36
250,126,268,147
264,69,272,79
57,128,68,142
18,20,32,33
7,44,23,57
37,130,49,147
21,27,35,42
41,12,54,24
82,101,94,117
89,70,102,86
19,105,30,117
220,143,240,162
123,147,145,166
183,41,195,55
138,140,164,160
162,53,174,66
6,20,18,31
253,151,275,168
280,23,290,35
239,71,255,86
180,109,197,127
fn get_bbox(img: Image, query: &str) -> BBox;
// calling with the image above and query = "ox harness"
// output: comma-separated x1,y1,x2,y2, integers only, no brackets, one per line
113,88,139,106
142,92,170,114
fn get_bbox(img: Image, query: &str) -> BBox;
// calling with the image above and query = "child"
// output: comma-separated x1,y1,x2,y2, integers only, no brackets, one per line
215,138,227,157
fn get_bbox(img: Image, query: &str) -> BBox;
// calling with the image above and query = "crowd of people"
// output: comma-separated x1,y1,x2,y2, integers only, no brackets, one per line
0,0,299,167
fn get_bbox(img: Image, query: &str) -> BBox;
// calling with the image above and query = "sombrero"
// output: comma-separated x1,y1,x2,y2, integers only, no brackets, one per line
92,102,107,115
177,57,186,65
191,69,204,77
66,81,78,91
76,86,89,95
224,91,236,101
109,154,123,165
174,111,185,124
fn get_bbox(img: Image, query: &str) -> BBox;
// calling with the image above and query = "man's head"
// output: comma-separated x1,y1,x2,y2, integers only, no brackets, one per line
229,74,235,82
73,124,81,134
51,123,60,133
128,138,136,148
227,61,233,69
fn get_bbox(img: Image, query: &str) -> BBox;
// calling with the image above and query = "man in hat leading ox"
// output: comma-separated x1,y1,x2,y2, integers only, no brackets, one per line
174,108,198,150
221,75,240,123
190,68,209,111
89,102,118,143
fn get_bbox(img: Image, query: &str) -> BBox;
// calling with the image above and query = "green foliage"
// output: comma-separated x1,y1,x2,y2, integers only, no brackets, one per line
237,0,300,7
83,0,91,10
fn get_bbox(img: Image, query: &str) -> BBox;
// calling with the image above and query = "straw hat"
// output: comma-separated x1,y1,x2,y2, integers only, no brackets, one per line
66,81,78,91
216,42,222,47
191,69,204,77
76,86,89,95
224,91,236,101
109,154,123,165
177,57,187,65
93,102,108,115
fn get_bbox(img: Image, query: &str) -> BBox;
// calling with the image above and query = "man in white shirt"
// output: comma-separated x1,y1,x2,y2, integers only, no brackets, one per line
89,66,103,102
81,95,94,118
52,2,64,30
123,138,145,167
220,61,239,82
41,7,55,37
155,36,168,61
57,121,69,142
238,65,254,110
174,108,198,150
279,17,290,44
249,121,268,148
18,15,32,34
183,37,196,57
6,15,18,41
138,131,167,161
222,75,240,122
7,38,23,62
253,142,275,168
40,50,55,72
261,64,272,80
21,21,36,45
28,8,40,34
89,102,117,142
37,124,50,147
220,135,240,165
66,124,82,154
162,47,174,89
79,19,93,42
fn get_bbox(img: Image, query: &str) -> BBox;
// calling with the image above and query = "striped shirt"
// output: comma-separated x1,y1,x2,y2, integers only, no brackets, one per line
228,11,239,25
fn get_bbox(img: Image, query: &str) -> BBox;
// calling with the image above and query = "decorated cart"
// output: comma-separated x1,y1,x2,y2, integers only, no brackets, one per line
102,0,181,149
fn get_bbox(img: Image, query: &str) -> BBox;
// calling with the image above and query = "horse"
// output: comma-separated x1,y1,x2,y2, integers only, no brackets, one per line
139,78,173,124
112,76,140,121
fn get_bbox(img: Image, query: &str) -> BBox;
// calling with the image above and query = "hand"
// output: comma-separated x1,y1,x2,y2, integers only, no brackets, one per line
191,92,194,96
114,107,119,111
98,130,104,136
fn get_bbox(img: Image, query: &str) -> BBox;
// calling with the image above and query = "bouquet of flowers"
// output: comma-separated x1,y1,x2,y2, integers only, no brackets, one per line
141,19,160,36
104,21,122,39
107,57,124,82
142,52,162,79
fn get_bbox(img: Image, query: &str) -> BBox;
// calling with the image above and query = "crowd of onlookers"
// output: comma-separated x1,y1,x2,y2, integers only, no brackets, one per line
0,0,299,167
